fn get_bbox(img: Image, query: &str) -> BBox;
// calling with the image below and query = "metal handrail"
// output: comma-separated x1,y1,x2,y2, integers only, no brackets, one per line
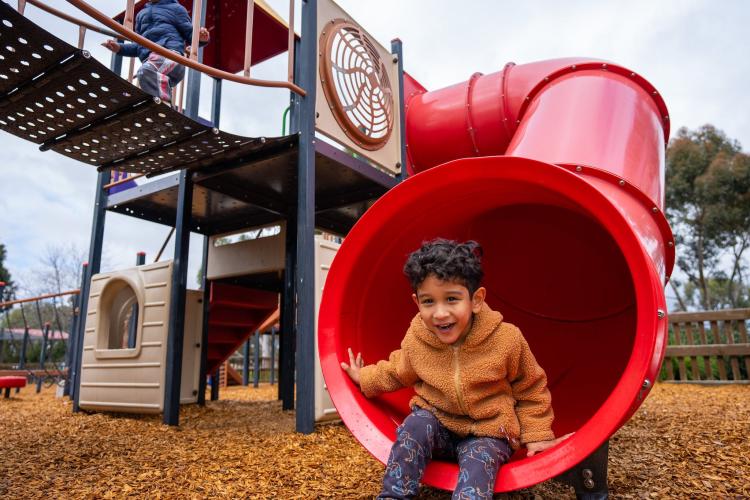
0,290,80,308
60,0,306,96
23,0,120,39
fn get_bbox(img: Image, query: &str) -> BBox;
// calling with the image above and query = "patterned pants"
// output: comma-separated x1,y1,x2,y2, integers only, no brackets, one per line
378,408,512,500
136,51,185,102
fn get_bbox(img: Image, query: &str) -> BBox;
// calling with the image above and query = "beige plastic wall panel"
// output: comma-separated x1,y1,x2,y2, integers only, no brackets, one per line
316,0,402,175
78,261,174,413
180,290,204,404
207,222,286,280
314,236,341,422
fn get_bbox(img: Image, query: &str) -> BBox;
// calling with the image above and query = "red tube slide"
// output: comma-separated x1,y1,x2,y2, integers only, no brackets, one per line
319,58,674,491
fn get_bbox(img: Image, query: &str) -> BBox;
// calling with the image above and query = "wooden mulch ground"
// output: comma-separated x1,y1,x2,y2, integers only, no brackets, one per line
0,382,747,499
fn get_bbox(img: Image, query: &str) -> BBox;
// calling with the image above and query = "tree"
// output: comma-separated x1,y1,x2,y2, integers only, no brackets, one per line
0,243,16,306
666,125,750,310
31,243,87,296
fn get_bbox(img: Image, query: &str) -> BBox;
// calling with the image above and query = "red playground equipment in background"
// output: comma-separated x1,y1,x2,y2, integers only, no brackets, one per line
319,58,673,492
0,376,27,398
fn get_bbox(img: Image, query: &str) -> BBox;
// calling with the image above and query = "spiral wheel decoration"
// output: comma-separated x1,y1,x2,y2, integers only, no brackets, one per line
319,19,394,151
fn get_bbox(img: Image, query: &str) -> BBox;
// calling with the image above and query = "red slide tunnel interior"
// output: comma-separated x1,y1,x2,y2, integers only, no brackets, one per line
319,59,674,492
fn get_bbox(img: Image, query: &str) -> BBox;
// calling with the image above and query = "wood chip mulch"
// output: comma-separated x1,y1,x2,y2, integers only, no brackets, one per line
0,382,747,499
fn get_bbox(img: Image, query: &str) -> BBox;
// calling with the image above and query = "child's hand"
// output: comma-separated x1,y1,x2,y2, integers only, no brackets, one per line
526,432,574,457
101,40,121,53
199,27,210,43
340,348,364,386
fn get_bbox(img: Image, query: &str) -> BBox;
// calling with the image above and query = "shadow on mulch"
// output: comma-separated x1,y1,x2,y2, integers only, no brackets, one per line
0,383,747,498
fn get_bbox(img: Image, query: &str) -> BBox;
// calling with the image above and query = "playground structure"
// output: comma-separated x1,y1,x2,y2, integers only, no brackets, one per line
0,282,76,393
319,58,674,493
0,0,676,496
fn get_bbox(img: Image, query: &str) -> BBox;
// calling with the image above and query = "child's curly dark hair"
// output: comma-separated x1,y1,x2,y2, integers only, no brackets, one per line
403,238,484,294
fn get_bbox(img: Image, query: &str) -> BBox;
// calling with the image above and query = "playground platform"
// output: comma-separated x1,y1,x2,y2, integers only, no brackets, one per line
0,383,747,498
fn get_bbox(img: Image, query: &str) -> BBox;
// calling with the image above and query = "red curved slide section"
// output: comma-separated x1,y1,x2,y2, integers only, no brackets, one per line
320,58,674,492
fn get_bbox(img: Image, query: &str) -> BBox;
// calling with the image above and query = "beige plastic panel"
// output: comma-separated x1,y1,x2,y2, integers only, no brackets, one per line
315,0,402,175
180,290,203,404
314,236,341,422
79,262,204,413
206,222,286,280
79,261,173,413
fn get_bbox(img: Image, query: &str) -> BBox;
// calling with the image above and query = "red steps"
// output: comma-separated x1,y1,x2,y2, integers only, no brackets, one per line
206,283,277,375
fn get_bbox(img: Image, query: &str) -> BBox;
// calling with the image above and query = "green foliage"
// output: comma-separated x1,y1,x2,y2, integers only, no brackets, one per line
666,125,750,310
0,243,16,306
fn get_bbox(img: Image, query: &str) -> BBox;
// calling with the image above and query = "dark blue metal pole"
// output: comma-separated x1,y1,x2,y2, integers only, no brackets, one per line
33,301,46,393
184,0,208,118
19,304,29,371
280,218,296,407
62,290,79,397
390,38,408,182
294,0,318,434
253,330,260,388
73,167,110,413
36,322,50,393
68,262,88,400
197,236,210,406
270,327,276,385
279,34,302,407
162,169,193,426
211,78,222,127
242,338,250,386
210,368,219,401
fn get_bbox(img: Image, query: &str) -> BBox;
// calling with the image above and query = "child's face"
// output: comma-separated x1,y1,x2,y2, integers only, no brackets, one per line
412,275,486,345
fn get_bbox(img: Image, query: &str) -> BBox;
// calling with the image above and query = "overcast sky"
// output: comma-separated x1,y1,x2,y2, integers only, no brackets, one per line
1,0,748,301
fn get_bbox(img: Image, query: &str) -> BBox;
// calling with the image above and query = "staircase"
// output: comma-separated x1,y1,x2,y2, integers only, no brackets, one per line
206,283,277,375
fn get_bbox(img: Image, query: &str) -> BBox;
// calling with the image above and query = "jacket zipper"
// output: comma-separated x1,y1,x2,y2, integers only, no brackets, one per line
452,345,469,415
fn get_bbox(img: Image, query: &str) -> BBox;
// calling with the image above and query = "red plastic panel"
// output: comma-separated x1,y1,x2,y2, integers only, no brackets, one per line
319,156,667,492
115,0,290,73
507,70,667,206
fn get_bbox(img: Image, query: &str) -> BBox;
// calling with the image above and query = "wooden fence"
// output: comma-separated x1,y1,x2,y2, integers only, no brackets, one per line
662,308,750,383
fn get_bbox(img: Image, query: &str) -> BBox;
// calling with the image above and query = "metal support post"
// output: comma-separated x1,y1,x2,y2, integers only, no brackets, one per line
390,38,408,182
279,232,296,407
294,0,318,434
270,327,276,385
67,262,88,400
210,368,219,400
211,78,222,127
19,305,29,371
163,170,194,426
253,330,260,388
111,46,123,78
73,168,110,412
242,338,250,386
197,236,210,406
279,36,302,408
36,323,50,393
556,440,610,499
63,291,79,397
184,0,208,119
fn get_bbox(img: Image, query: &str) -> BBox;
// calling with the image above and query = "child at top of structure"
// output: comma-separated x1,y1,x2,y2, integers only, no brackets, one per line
341,238,572,499
102,0,210,103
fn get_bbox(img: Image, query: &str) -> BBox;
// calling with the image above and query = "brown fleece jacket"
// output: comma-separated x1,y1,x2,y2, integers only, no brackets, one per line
359,304,554,448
